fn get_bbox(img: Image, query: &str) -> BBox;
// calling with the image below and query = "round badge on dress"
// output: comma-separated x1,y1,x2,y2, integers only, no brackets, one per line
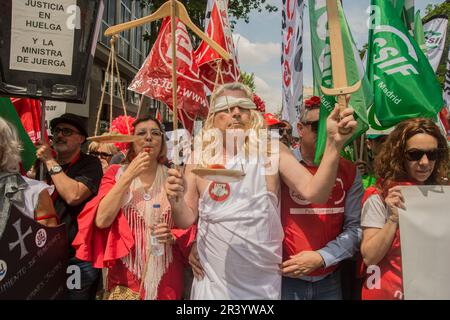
208,182,231,202
143,193,151,201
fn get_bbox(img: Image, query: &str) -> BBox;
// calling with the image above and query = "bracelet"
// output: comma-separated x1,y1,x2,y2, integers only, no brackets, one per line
388,215,399,223
35,214,58,222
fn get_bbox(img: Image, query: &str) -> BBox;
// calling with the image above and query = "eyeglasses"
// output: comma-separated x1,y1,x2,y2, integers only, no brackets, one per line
89,151,113,159
136,129,163,138
51,127,82,137
278,128,293,136
405,148,445,161
302,121,319,133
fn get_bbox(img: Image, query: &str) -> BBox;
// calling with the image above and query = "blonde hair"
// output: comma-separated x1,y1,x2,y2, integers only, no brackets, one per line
0,118,23,172
88,135,119,155
195,82,265,167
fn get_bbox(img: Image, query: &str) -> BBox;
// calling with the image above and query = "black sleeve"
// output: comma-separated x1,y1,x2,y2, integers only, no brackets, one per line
72,156,103,195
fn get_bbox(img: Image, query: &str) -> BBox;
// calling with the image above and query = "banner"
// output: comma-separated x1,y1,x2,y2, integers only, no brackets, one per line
129,17,208,133
424,15,448,72
313,0,372,163
0,205,67,299
281,0,304,135
366,0,443,130
11,98,47,144
444,47,450,113
195,0,240,92
0,98,37,171
399,186,450,300
0,0,103,103
414,11,427,53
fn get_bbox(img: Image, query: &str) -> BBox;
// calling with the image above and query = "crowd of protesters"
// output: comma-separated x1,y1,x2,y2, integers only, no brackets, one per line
1,82,449,300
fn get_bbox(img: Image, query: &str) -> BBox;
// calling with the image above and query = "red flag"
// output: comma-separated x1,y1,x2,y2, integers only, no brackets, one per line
10,98,48,143
129,17,208,132
195,0,240,91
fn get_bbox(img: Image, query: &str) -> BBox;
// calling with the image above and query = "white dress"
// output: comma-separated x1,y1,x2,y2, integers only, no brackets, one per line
20,176,54,219
191,158,284,300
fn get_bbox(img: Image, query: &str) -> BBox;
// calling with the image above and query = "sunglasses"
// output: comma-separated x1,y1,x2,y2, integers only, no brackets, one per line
278,127,293,136
302,121,319,133
136,129,163,138
405,148,445,161
51,127,82,137
90,151,113,159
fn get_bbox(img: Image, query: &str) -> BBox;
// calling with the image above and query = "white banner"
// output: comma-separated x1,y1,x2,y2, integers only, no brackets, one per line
399,185,450,300
424,15,448,72
444,47,450,112
10,0,76,75
281,0,304,137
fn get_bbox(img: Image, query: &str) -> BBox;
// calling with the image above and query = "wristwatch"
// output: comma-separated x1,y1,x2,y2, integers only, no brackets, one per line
48,164,63,175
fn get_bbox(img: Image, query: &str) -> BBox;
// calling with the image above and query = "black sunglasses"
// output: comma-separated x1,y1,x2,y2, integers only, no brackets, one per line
51,127,82,137
90,151,113,158
278,127,293,135
302,121,319,133
405,148,445,161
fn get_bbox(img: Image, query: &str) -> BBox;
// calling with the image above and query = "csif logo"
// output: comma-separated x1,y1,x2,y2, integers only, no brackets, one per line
424,31,443,49
373,25,420,77
367,5,421,78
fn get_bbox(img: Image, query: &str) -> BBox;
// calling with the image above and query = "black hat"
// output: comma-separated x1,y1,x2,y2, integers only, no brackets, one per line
50,113,88,137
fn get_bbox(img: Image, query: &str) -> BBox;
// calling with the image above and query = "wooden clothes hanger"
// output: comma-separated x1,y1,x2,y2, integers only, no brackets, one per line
104,0,231,61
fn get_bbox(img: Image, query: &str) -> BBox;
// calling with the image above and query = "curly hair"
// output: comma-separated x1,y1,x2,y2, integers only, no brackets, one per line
375,118,449,192
0,117,23,173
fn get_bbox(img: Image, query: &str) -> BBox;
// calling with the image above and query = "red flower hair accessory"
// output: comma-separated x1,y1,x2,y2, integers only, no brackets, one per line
111,115,136,153
252,93,266,113
304,96,321,108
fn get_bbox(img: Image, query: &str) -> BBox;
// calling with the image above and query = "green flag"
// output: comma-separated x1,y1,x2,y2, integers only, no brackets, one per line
0,97,37,171
403,0,415,31
366,0,443,130
389,0,415,31
414,10,427,53
308,0,327,96
312,1,372,164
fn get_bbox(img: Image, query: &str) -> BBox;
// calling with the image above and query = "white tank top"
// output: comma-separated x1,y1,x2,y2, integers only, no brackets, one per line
191,157,284,300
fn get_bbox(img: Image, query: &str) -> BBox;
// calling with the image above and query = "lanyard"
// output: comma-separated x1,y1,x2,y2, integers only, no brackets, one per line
49,153,81,202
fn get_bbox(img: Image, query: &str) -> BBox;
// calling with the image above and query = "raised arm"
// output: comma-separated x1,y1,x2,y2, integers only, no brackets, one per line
95,152,151,229
280,105,356,203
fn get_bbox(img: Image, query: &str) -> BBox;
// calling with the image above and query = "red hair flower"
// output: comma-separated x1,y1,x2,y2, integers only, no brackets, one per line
304,96,321,108
253,94,266,113
111,115,136,153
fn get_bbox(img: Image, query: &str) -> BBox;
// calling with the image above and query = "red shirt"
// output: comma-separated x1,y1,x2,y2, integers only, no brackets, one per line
281,157,356,277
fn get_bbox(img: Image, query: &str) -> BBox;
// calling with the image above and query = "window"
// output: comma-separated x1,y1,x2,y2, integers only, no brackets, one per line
118,0,132,60
101,0,116,46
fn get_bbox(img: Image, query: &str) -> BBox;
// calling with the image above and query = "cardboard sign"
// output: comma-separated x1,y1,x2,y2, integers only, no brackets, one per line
0,0,103,103
0,205,68,299
399,185,450,300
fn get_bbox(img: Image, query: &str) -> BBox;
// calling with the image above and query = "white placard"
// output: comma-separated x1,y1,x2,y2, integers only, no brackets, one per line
399,185,450,300
10,0,76,75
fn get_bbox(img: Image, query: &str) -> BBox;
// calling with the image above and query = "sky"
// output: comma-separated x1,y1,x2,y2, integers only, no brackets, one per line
232,0,445,114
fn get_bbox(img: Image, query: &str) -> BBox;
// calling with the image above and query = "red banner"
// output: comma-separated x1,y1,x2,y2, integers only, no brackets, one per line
10,98,47,143
195,0,240,91
129,17,208,132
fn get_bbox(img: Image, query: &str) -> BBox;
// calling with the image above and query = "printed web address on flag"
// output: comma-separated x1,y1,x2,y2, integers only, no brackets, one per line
145,77,208,108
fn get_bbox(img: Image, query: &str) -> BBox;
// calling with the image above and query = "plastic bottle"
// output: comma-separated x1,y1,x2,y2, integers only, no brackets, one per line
151,204,164,257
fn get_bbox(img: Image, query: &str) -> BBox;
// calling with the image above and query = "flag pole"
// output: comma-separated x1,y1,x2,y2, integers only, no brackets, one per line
39,98,46,181
170,0,179,168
